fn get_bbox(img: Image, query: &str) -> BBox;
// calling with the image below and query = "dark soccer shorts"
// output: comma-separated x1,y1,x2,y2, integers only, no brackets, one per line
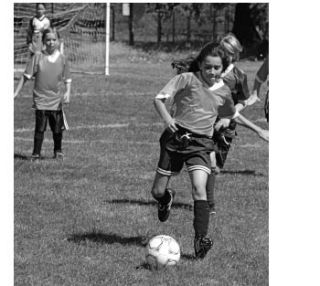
35,110,64,133
156,127,215,176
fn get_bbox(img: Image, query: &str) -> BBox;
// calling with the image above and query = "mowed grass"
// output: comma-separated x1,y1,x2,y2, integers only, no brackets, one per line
14,43,268,286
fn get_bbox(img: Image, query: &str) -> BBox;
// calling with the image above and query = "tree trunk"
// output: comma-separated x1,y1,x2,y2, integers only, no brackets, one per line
128,3,134,45
157,10,162,44
172,9,175,43
110,6,115,41
210,4,216,42
232,3,256,48
186,10,191,43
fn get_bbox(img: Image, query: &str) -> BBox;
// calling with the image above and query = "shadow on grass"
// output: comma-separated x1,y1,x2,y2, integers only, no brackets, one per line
136,252,196,270
104,199,193,211
220,169,265,176
68,231,148,247
14,153,59,162
14,153,29,160
68,231,196,262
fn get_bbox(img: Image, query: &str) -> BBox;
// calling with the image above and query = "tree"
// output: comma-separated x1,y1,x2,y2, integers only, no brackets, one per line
177,4,203,43
146,3,174,45
128,3,134,45
232,3,268,51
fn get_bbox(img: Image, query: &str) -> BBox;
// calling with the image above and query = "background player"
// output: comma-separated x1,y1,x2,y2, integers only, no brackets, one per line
251,56,269,122
14,27,71,161
26,3,51,56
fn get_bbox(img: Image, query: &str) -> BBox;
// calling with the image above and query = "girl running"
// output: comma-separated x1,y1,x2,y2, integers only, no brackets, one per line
151,42,235,259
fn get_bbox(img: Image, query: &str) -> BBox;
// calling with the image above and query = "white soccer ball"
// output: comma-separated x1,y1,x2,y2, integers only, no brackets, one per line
146,235,180,269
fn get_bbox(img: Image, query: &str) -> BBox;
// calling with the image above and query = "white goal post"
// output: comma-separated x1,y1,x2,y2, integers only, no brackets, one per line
14,3,110,76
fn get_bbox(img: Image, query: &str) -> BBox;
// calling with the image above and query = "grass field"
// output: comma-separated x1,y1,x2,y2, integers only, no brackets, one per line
14,42,268,286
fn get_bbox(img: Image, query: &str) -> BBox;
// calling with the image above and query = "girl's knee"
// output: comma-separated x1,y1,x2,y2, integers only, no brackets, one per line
192,185,207,201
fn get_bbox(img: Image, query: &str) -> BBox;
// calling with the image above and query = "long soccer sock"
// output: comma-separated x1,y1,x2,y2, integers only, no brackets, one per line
193,200,209,238
53,132,63,153
33,131,44,155
206,172,216,208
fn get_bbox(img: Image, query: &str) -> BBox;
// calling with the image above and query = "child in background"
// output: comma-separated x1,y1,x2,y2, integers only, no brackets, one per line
208,34,269,213
252,57,269,122
151,42,236,259
26,3,51,56
14,27,71,161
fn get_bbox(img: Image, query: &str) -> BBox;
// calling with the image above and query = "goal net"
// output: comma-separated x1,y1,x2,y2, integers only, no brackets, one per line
14,3,108,75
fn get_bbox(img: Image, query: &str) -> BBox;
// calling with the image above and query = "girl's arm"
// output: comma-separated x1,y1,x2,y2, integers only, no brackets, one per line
234,113,269,142
248,58,269,105
14,76,28,98
154,97,178,133
62,82,71,104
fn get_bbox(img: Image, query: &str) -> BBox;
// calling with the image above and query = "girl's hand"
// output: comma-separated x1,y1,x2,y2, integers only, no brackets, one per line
215,118,231,131
245,92,261,106
62,92,70,104
166,118,178,133
258,129,269,142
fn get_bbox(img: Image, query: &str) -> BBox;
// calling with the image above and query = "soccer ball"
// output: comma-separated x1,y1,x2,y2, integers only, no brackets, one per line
146,235,180,269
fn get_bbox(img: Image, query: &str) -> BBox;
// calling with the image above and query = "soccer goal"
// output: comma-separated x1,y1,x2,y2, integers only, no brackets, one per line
14,3,110,76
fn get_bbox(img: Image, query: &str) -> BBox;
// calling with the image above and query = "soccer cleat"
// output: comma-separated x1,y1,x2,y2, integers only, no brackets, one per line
158,188,175,222
54,151,64,160
30,154,41,162
194,235,213,259
209,203,216,215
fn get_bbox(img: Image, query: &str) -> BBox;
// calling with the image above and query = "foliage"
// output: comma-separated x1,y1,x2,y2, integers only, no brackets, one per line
250,3,269,38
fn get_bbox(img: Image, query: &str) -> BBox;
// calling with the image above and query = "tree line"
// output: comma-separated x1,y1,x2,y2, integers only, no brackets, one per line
110,3,268,57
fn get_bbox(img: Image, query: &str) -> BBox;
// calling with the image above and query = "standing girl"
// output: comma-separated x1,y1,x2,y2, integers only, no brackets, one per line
15,27,72,161
151,42,236,259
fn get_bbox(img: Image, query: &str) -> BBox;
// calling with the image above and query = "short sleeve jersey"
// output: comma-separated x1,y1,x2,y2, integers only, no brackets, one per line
222,64,250,106
24,50,72,110
157,72,233,137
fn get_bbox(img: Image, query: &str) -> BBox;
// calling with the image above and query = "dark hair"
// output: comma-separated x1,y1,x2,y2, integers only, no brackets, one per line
36,3,46,10
42,27,60,43
172,42,228,74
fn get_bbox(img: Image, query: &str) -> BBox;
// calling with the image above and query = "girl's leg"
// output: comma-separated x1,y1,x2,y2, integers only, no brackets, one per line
32,110,47,158
52,132,63,154
151,173,175,222
189,169,213,259
206,151,217,214
190,170,209,234
151,172,171,199
48,111,64,158
32,131,44,156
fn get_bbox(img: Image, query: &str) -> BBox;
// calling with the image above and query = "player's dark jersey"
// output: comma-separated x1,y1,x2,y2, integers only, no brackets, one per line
222,64,250,106
255,57,269,122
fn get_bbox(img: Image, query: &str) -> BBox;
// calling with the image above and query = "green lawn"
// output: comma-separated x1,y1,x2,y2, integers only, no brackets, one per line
14,42,268,286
